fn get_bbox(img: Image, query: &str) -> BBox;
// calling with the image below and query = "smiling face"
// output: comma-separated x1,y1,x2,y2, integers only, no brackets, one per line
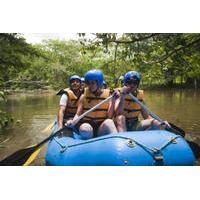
126,79,139,92
70,79,81,91
86,80,98,93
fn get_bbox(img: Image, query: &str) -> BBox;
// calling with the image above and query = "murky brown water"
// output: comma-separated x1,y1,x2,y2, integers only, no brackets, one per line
0,89,200,165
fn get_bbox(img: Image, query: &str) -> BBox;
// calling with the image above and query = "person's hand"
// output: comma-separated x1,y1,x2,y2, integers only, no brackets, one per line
160,121,171,129
151,119,171,129
65,119,73,127
121,86,130,96
154,120,171,129
112,90,120,101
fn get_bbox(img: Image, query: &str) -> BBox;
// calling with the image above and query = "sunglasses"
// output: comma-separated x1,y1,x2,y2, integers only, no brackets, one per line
85,80,97,85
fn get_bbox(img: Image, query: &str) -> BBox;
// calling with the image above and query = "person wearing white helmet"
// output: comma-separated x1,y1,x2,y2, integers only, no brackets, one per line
81,77,85,89
115,71,170,132
57,75,83,130
118,75,124,87
103,80,107,89
66,69,118,139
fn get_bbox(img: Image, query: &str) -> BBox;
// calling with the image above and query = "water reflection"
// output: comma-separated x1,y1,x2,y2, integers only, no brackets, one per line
0,93,58,165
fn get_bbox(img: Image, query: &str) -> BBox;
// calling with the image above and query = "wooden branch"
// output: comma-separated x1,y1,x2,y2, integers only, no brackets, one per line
145,37,200,65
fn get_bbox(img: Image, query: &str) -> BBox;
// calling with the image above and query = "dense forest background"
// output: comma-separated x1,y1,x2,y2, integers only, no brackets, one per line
1,33,200,128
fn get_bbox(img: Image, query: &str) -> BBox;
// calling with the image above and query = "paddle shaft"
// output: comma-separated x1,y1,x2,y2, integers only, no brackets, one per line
128,93,185,137
128,93,200,157
128,93,163,123
0,94,114,166
72,94,114,125
33,95,114,148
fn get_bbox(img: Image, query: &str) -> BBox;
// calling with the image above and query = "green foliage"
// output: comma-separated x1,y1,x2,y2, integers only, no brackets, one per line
1,33,200,91
0,90,13,129
0,110,14,129
0,91,6,101
80,33,200,88
1,33,200,128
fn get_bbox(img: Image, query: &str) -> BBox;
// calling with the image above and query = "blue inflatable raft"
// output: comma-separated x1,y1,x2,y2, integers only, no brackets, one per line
45,123,195,166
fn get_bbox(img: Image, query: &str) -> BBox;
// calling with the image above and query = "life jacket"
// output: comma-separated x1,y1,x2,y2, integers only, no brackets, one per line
119,88,144,120
83,87,110,122
58,88,82,119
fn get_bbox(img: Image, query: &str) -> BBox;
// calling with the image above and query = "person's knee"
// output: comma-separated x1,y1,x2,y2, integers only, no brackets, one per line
138,119,160,131
97,119,117,136
103,118,115,125
79,123,94,139
115,115,126,125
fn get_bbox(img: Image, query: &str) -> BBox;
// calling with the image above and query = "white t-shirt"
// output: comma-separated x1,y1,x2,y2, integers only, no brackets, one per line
59,94,68,106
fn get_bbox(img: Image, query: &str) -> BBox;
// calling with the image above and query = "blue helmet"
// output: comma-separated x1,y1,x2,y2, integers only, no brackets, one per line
84,69,104,88
69,75,81,83
124,71,141,85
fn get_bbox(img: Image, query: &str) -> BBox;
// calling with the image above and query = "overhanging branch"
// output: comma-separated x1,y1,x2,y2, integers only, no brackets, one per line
145,37,200,65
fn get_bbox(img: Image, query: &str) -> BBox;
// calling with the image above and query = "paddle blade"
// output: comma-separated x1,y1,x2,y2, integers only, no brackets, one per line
169,122,186,137
187,141,200,159
41,122,55,134
0,146,38,166
23,148,41,166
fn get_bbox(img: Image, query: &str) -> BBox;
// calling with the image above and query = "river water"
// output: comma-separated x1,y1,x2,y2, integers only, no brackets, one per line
0,90,200,166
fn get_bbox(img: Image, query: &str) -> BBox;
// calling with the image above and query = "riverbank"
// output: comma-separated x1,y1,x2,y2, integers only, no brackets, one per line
2,83,200,95
141,83,200,90
2,88,56,95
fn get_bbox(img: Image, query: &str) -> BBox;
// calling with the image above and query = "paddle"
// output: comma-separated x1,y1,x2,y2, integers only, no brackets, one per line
23,121,56,166
128,93,200,159
0,94,114,166
128,93,185,137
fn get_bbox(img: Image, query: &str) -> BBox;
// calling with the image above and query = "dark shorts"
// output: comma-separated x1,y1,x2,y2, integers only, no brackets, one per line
74,119,103,137
126,119,139,131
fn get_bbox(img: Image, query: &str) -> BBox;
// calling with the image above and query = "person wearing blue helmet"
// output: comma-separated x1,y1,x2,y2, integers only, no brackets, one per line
115,71,170,132
57,75,83,130
66,69,118,139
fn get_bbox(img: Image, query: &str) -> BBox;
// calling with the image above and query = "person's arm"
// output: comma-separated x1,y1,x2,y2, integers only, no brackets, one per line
57,94,68,129
107,90,120,118
58,106,67,129
141,107,152,120
115,86,129,115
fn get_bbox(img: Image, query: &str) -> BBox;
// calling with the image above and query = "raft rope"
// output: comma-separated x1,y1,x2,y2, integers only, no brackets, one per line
53,134,181,159
53,137,66,149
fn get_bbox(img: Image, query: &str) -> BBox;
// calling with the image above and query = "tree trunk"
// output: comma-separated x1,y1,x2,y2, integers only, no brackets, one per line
194,78,197,90
113,43,119,86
